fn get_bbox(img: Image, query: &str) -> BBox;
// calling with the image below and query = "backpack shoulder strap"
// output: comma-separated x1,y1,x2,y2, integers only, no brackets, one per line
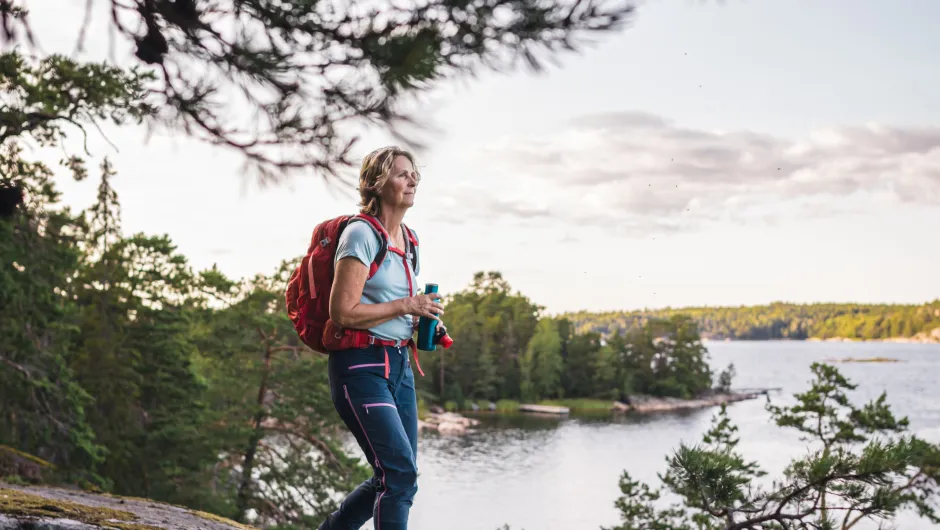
351,213,389,278
402,223,419,272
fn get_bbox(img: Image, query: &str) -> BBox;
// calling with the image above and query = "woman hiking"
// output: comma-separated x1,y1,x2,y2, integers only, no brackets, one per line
317,146,444,530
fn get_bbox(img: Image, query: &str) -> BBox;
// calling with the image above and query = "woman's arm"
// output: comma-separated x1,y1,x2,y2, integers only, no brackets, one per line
329,256,445,330
329,256,406,329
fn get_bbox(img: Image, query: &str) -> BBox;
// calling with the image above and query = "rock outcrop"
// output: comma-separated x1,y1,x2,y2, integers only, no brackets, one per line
418,412,480,435
612,391,760,413
0,484,254,529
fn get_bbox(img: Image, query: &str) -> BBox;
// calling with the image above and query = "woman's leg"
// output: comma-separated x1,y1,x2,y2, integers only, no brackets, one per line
322,347,418,530
394,352,419,464
318,476,380,530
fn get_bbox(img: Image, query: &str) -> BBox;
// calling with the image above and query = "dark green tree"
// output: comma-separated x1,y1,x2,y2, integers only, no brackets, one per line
647,316,712,399
0,49,152,485
716,363,735,394
188,263,367,526
0,142,102,485
430,272,542,402
70,159,142,491
592,335,626,400
563,329,602,398
605,363,940,530
108,233,216,508
520,317,564,401
69,160,216,506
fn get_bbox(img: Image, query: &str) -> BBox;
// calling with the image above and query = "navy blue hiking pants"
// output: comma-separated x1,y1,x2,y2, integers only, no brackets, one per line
320,344,419,530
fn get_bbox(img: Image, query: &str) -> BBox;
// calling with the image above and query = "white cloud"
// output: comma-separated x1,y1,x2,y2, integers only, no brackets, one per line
440,111,940,235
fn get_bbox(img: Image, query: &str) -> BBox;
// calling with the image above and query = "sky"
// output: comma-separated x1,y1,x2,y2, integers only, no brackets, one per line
18,0,940,314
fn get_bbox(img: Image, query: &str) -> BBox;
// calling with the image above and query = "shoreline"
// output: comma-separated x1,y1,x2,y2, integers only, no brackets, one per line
418,391,767,435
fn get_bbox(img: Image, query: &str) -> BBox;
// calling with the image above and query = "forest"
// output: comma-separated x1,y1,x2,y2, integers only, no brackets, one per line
2,144,722,525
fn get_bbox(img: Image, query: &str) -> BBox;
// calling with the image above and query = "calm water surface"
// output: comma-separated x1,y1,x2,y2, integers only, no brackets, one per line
366,341,940,530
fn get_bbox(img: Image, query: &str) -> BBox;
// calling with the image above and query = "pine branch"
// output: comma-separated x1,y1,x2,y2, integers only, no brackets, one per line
0,353,30,378
5,0,637,184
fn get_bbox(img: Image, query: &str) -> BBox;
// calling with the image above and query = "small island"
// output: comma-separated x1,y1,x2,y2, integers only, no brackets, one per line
823,356,904,363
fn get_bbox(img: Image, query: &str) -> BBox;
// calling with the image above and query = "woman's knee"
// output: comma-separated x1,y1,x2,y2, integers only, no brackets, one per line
383,460,418,498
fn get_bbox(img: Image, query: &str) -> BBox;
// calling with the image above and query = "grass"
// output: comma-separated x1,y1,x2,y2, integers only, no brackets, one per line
536,398,613,411
495,399,521,412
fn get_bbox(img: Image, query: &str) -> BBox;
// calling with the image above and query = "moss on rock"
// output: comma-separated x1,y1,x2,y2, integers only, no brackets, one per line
0,485,256,530
0,445,56,484
0,488,159,529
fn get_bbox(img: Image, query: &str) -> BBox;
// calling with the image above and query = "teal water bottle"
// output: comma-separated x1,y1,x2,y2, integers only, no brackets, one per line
417,283,440,351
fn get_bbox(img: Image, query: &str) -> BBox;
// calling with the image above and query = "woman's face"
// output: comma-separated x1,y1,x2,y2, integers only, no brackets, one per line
380,155,418,210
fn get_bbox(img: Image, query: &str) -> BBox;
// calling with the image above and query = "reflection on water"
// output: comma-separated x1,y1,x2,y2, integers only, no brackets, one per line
366,342,940,530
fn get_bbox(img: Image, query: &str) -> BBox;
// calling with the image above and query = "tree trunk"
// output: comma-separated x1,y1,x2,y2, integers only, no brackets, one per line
235,339,272,522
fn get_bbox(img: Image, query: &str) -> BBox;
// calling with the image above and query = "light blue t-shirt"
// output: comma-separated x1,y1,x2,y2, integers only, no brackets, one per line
333,219,420,341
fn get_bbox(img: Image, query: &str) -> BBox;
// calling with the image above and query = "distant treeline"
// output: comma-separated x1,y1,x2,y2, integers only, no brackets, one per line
562,301,940,341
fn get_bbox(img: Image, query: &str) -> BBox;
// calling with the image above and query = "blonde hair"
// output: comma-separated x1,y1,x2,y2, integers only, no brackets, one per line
358,146,420,216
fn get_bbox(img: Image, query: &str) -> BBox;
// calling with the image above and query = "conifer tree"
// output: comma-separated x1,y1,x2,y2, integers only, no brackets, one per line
606,363,940,530
0,49,151,484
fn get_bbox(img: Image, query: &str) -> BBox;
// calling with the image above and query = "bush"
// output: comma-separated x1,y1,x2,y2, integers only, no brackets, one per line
716,363,735,393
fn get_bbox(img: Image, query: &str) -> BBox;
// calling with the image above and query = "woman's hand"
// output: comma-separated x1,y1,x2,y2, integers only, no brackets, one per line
405,293,445,321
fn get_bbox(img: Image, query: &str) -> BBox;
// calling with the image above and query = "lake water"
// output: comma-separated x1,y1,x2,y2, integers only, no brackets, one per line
401,341,940,530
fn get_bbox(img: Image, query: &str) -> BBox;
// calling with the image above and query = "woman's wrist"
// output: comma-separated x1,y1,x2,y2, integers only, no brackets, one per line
396,297,412,318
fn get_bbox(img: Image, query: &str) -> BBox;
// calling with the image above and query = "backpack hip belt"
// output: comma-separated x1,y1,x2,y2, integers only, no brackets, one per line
342,329,425,379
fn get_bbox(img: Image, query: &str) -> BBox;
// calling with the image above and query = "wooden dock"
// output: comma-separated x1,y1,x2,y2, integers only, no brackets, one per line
518,404,570,415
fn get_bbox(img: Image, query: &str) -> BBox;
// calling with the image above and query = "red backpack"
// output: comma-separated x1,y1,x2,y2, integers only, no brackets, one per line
285,213,420,362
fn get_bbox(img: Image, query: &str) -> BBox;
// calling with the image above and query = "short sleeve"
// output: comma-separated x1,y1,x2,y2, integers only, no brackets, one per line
335,220,380,267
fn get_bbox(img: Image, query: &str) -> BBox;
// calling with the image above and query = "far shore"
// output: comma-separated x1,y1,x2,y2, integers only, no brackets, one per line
701,334,940,345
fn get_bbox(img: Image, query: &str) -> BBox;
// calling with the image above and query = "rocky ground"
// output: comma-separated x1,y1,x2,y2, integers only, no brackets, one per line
0,484,253,530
